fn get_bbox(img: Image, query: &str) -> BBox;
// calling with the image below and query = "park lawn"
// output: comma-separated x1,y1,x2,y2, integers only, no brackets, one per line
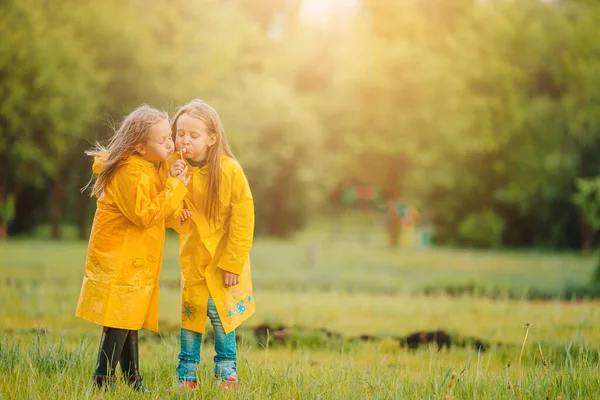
1,230,595,295
2,327,599,399
1,236,599,399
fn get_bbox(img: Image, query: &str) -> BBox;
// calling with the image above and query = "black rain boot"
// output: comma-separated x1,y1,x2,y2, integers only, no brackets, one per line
93,374,116,391
120,330,151,393
92,327,129,390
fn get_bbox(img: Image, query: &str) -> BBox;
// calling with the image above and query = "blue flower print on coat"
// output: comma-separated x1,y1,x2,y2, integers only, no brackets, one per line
226,290,251,318
235,300,246,315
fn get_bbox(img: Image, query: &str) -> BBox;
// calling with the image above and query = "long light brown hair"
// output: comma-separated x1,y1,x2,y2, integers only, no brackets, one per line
171,100,235,226
84,105,168,198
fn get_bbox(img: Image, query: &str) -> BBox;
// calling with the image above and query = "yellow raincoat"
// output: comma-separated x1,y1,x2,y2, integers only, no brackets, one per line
76,155,188,332
162,154,255,334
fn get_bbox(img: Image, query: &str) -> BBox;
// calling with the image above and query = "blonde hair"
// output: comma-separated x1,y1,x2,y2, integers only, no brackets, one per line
84,105,168,198
171,99,235,226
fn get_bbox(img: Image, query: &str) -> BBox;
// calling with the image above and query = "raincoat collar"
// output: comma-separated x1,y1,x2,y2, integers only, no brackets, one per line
186,160,209,175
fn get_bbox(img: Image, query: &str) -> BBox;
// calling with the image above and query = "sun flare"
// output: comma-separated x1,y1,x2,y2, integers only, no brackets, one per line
300,0,360,23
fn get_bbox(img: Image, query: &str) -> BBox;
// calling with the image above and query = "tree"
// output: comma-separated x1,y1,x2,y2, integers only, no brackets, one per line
0,0,104,238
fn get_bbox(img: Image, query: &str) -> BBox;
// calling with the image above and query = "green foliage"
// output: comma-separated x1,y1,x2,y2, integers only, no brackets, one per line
573,177,600,229
0,0,104,184
2,0,600,244
459,211,506,248
220,78,327,235
0,193,15,224
573,177,600,282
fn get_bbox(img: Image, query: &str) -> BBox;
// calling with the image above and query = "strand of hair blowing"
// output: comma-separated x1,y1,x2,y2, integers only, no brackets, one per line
171,100,235,227
83,105,168,198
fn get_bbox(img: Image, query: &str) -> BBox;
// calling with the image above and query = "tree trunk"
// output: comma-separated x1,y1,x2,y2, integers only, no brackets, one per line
77,168,90,239
387,205,401,248
580,213,594,255
0,181,5,240
77,192,89,240
50,179,65,239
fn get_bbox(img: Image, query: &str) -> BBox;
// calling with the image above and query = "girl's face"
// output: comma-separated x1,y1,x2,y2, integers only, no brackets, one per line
175,113,216,162
136,119,174,162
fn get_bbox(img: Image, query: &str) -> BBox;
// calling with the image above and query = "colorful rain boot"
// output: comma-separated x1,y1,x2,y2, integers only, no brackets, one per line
220,375,238,390
175,379,198,389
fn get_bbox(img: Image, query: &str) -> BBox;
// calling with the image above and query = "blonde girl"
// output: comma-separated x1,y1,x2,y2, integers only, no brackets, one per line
165,99,254,390
76,105,190,391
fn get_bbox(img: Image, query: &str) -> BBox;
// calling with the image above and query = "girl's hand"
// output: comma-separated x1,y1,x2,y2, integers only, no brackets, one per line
223,271,240,287
180,209,192,222
169,160,187,178
174,165,190,185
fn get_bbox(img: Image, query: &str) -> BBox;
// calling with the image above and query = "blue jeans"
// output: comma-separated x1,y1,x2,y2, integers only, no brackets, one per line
176,297,237,382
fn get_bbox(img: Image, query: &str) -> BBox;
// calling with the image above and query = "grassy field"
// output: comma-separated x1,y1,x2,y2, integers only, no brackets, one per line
1,230,599,399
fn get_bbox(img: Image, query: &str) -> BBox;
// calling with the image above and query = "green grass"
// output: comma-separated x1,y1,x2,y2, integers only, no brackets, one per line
2,331,600,399
2,228,595,296
1,230,600,399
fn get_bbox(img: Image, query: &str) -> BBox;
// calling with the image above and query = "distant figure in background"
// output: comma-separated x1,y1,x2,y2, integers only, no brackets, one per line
306,240,319,266
415,209,432,251
164,100,255,390
76,105,191,391
400,204,419,248
386,198,406,248
385,198,429,249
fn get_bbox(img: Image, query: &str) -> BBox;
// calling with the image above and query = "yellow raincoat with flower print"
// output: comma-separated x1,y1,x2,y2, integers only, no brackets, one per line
161,154,255,334
76,155,188,332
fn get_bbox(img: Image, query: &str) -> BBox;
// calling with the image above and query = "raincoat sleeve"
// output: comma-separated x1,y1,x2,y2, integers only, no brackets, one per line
113,169,188,229
218,165,254,275
156,159,170,184
165,199,192,234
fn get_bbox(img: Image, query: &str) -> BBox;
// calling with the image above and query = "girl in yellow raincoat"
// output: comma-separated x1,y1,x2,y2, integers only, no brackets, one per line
164,99,255,390
76,105,191,391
